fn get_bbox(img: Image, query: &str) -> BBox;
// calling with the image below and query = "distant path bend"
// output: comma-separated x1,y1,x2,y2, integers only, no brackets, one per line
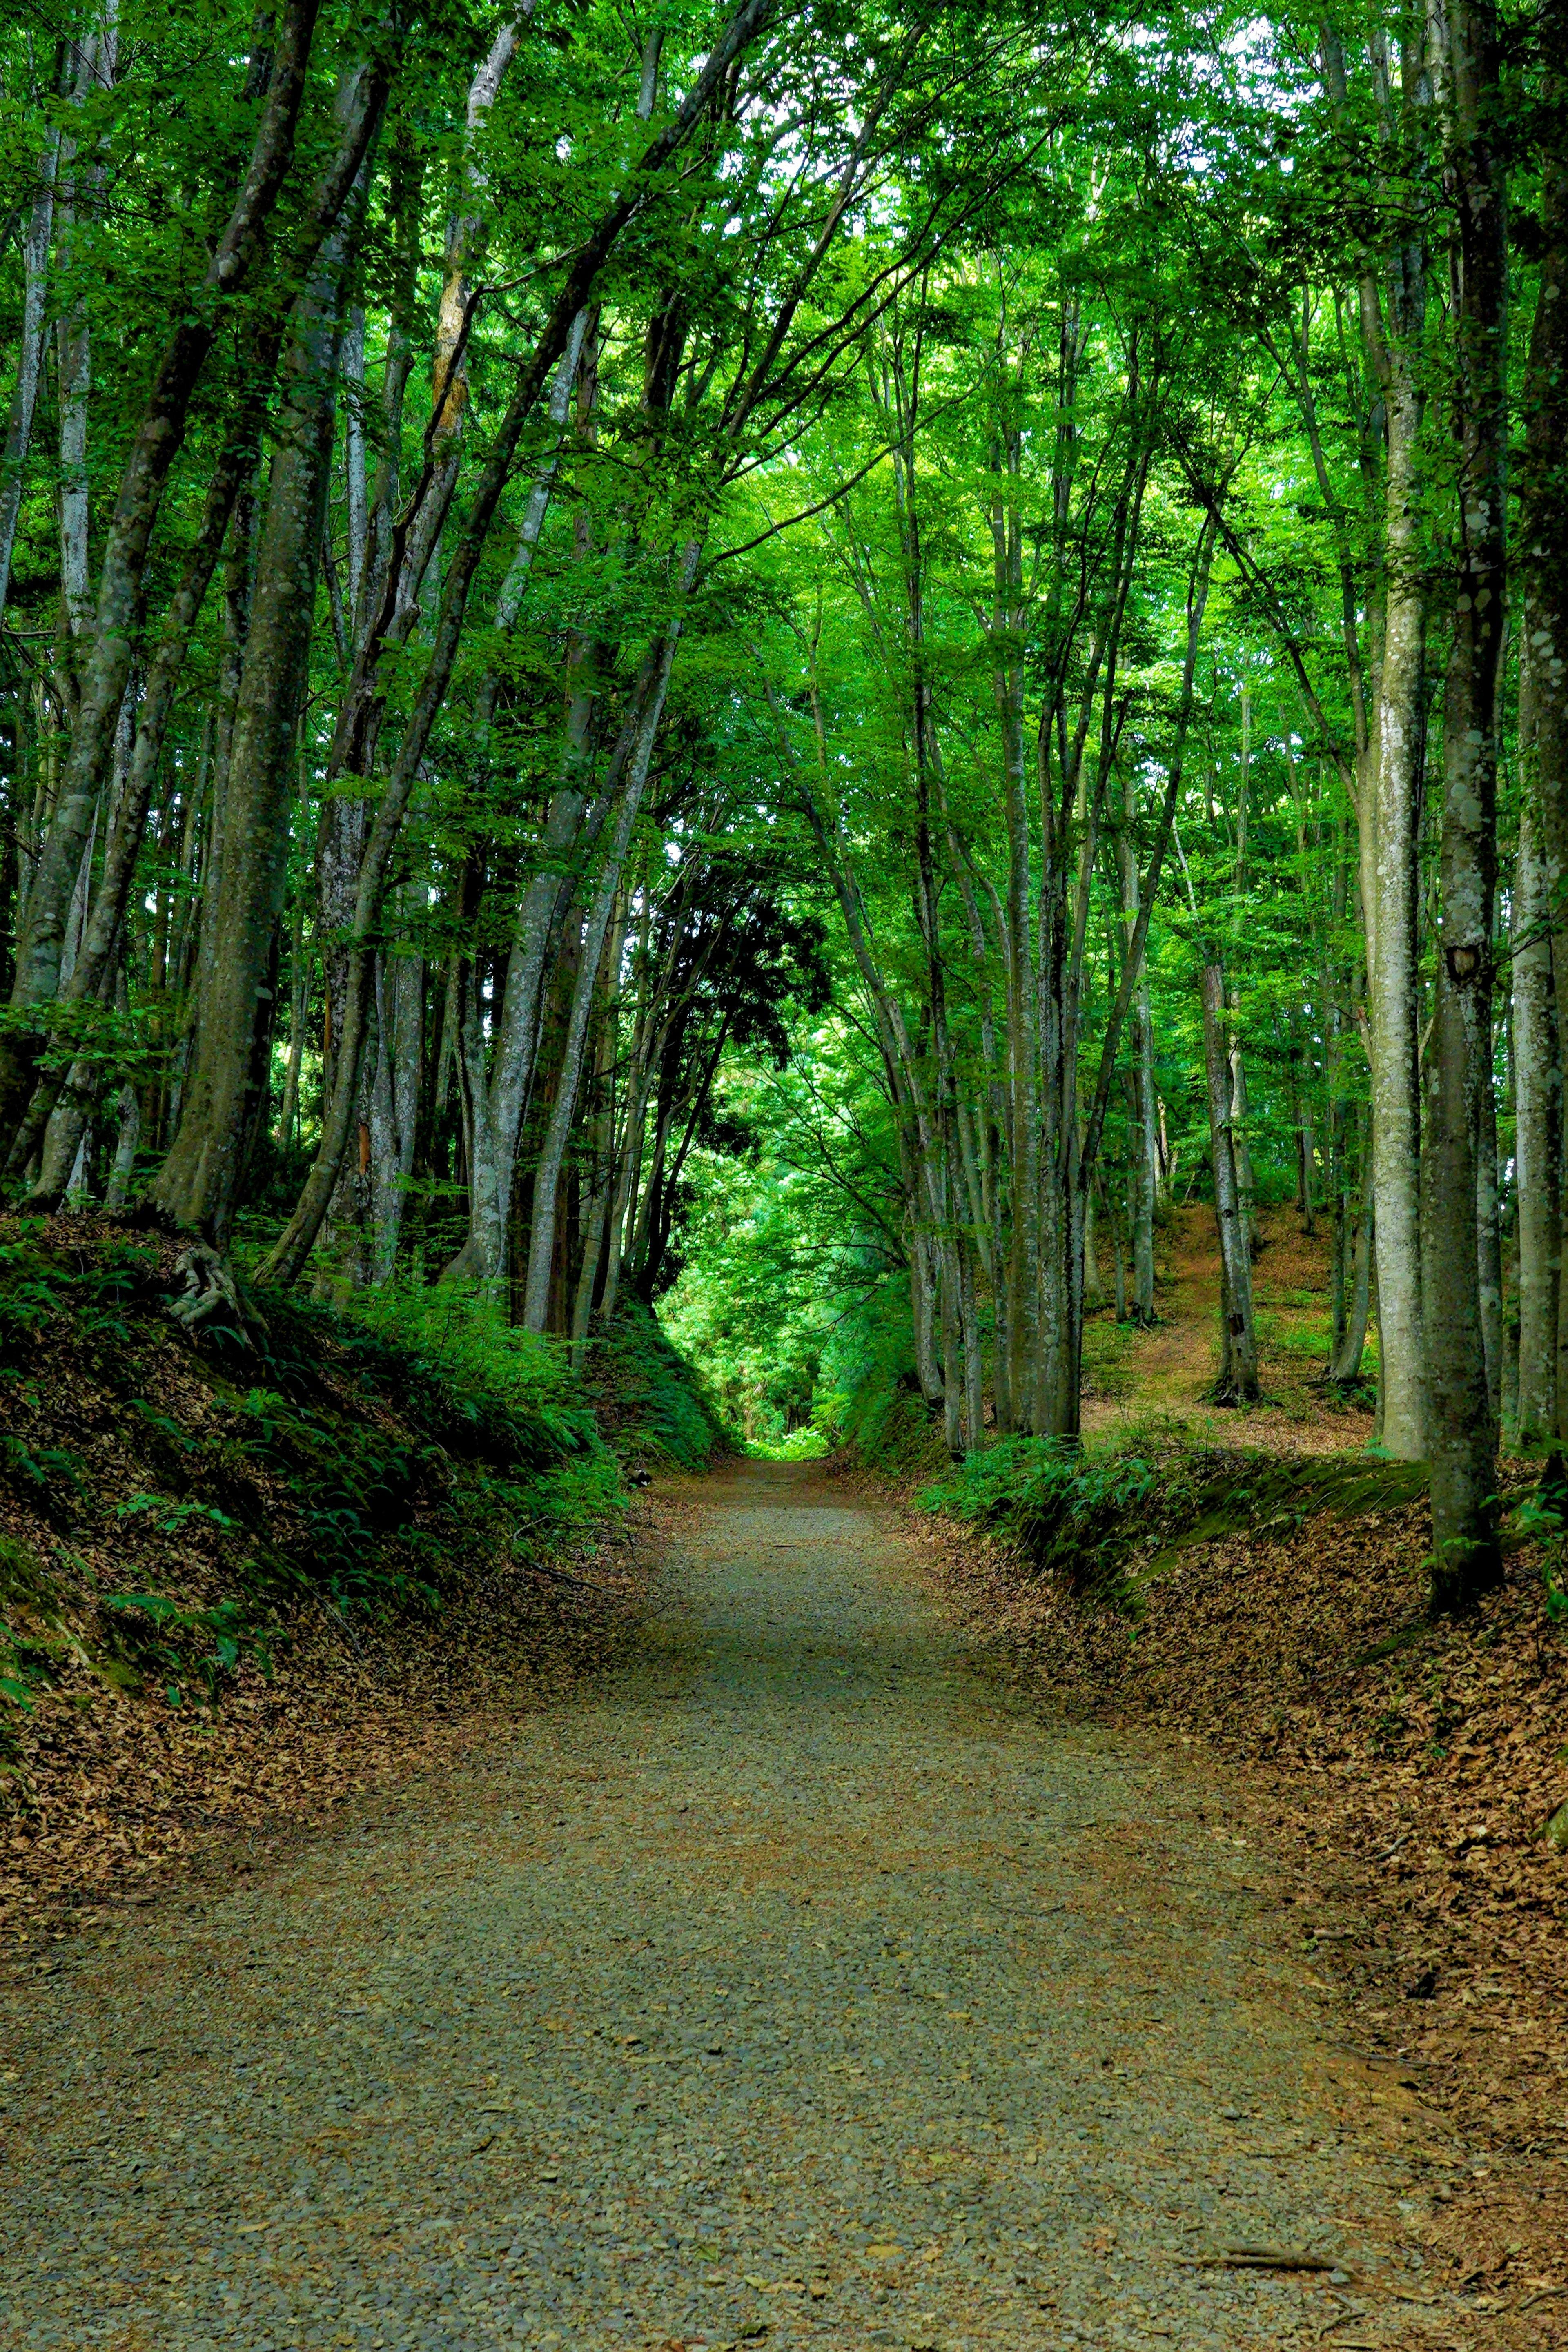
2,1459,1479,2351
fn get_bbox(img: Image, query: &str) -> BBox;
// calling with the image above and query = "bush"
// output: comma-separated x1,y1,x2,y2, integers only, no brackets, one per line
0,1221,718,1734
919,1435,1158,1598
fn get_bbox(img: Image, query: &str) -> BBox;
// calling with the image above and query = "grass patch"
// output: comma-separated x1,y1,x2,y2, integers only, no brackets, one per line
582,1298,735,1472
1255,1308,1335,1359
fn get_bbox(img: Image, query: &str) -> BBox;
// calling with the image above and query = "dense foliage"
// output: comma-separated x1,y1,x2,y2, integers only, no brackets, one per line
0,0,1563,1610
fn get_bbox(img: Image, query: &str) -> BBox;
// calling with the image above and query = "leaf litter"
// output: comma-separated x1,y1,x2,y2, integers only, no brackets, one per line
857,1458,1568,2343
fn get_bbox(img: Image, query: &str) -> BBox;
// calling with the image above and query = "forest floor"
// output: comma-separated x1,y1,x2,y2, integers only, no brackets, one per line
1079,1200,1376,1452
0,1457,1517,2352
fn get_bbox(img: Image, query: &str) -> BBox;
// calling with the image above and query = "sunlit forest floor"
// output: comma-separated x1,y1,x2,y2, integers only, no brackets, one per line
1080,1201,1375,1452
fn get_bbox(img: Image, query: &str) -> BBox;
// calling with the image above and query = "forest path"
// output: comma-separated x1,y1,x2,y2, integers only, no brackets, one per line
2,1459,1481,2352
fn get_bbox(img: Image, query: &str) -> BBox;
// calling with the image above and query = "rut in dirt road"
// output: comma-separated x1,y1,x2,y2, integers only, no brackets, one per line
2,1460,1480,2352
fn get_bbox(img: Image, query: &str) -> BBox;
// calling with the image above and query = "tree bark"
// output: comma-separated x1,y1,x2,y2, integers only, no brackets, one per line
521,634,678,1331
1515,676,1560,1445
53,16,119,664
1200,960,1261,1402
151,68,379,1241
1329,1181,1374,1385
368,941,422,1283
1119,760,1159,1325
1367,389,1429,1459
0,109,60,631
258,0,778,1289
1519,11,1568,1457
1321,15,1433,1462
1425,0,1506,1607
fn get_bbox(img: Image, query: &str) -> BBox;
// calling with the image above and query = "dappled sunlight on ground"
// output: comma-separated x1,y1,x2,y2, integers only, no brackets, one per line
1081,1203,1376,1455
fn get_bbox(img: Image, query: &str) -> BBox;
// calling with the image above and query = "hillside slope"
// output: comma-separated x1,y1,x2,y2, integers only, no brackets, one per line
0,1216,724,1947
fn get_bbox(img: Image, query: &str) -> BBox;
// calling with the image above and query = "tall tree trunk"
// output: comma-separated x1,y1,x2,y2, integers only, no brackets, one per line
11,410,272,1194
1227,987,1256,1258
1516,631,1563,1450
0,109,60,631
1119,762,1159,1325
1325,16,1434,1464
0,0,347,1139
521,635,677,1331
151,74,377,1241
1200,961,1261,1402
368,939,422,1284
259,0,780,1292
1329,1174,1374,1386
1367,382,1429,1459
1520,13,1568,1463
1425,0,1506,1606
990,393,1039,1425
54,15,119,665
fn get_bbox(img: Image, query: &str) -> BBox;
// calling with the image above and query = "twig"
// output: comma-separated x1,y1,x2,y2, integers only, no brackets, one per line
518,1556,622,1601
1176,2247,1347,2275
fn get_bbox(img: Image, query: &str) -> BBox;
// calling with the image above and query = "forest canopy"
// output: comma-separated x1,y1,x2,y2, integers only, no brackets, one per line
0,0,1563,1609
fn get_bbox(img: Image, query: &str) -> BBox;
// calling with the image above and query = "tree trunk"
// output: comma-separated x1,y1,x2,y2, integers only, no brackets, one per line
1329,1181,1373,1386
0,112,59,631
104,1078,140,1215
276,0,753,1301
1519,17,1568,1459
151,79,375,1242
1516,624,1563,1452
8,405,272,1188
54,16,118,663
960,1228,984,1452
1476,1033,1504,1428
1227,989,1256,1258
0,0,327,1134
1425,0,1506,1607
1124,963,1158,1327
1331,15,1434,1466
1367,419,1429,1459
368,942,421,1284
521,635,677,1331
1200,961,1260,1403
278,876,310,1152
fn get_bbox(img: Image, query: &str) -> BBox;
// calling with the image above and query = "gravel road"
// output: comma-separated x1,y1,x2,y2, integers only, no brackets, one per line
1,1459,1492,2352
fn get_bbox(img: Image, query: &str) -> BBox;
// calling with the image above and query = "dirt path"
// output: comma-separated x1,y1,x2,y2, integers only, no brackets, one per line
1,1461,1492,2352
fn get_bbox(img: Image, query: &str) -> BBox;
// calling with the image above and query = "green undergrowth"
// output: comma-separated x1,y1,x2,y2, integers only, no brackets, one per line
917,1430,1435,1610
581,1298,735,1472
0,1218,717,1753
747,1426,832,1460
820,1283,947,1478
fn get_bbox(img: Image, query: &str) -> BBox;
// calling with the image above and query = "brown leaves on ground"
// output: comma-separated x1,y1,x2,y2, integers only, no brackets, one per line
2,1523,655,1958
876,1466,1568,2339
0,1211,655,1957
